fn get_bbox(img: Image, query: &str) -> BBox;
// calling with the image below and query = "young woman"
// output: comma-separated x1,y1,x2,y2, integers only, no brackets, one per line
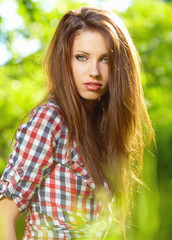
0,6,154,240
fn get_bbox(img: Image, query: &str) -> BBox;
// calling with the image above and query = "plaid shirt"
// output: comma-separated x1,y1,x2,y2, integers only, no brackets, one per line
0,99,103,239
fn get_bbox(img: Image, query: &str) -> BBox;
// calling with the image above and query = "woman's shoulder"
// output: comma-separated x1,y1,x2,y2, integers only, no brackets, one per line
30,98,64,123
33,98,62,114
18,98,65,136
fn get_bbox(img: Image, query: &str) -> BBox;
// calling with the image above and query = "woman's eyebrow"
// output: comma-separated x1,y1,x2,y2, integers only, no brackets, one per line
74,50,90,55
74,50,108,57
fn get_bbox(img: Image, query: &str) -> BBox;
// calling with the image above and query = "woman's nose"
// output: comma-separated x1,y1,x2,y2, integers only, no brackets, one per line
89,61,100,78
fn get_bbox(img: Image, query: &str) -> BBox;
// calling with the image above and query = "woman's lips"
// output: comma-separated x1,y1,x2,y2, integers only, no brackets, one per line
83,82,102,91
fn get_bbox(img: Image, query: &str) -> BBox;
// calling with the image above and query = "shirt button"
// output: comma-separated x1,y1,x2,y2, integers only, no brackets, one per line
17,167,23,174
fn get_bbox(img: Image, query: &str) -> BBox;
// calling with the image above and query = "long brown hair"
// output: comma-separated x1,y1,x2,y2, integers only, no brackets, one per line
44,6,154,230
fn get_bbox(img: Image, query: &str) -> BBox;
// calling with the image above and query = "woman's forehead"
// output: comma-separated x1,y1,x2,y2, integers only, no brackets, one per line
72,30,108,53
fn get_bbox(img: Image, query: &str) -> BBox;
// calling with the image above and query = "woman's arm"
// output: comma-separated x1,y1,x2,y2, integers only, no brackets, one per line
0,197,20,240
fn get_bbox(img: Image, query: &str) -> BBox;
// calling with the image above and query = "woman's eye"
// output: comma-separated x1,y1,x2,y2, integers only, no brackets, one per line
101,56,108,63
76,55,87,61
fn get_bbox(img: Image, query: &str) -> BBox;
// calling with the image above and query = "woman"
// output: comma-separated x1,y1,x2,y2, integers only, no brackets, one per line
0,6,154,240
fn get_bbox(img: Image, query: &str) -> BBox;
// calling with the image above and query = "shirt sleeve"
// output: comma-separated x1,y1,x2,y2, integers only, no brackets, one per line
0,104,62,214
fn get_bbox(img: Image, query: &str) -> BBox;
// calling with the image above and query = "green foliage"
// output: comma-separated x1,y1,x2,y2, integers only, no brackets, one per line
122,0,172,239
0,0,171,239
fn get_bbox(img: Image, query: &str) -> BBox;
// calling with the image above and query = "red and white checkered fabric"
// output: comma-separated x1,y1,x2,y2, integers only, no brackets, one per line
0,99,102,239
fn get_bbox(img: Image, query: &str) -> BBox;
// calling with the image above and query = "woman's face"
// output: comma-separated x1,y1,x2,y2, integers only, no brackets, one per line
71,30,109,103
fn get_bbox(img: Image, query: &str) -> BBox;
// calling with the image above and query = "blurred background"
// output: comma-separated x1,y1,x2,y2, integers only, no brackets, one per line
0,0,171,239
